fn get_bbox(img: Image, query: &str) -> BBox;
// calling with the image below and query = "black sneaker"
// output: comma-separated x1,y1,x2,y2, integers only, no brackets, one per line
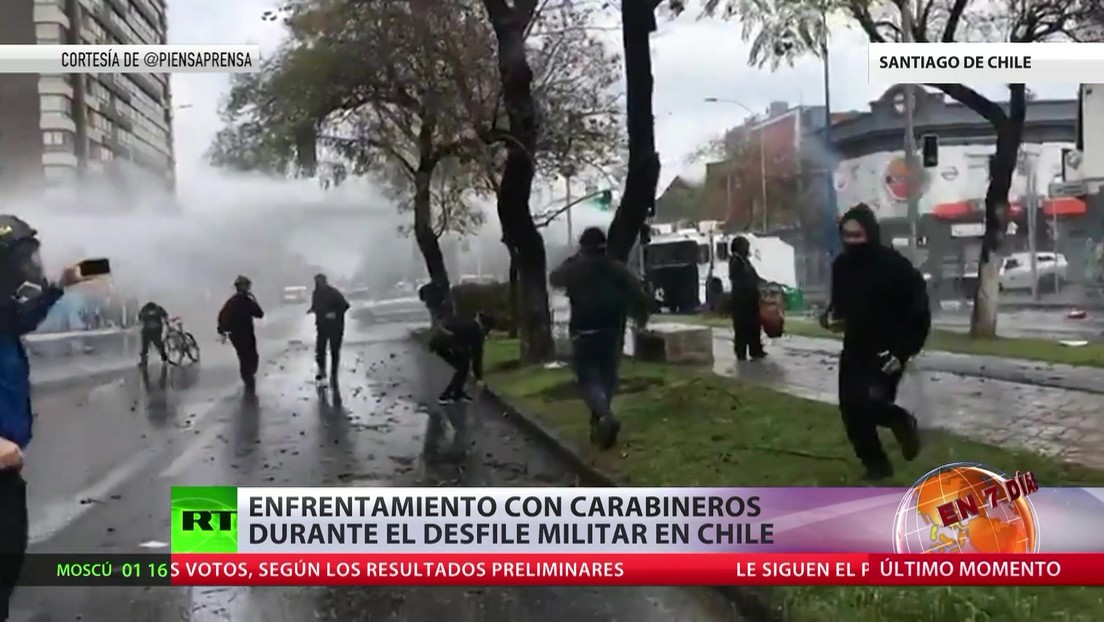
590,415,621,450
437,395,454,405
750,351,768,360
454,391,474,403
315,371,326,381
890,413,921,461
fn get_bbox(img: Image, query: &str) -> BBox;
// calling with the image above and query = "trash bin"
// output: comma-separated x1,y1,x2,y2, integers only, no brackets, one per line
781,285,805,312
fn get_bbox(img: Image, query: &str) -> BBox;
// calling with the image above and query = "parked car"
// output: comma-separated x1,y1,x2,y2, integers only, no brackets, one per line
999,252,1068,292
922,252,1068,297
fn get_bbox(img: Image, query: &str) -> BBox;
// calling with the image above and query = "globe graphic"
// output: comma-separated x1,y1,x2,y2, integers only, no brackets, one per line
893,462,1039,554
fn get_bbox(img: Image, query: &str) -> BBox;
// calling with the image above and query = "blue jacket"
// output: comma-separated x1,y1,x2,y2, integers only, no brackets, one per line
0,285,64,448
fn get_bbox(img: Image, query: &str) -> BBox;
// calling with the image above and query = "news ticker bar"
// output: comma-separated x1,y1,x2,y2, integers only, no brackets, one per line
11,553,1104,586
0,45,259,74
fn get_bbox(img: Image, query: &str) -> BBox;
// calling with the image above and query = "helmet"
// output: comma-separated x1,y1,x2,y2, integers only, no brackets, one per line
234,275,251,288
0,215,38,256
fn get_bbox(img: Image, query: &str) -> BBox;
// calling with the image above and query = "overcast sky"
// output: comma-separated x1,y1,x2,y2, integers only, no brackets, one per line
167,1,1078,190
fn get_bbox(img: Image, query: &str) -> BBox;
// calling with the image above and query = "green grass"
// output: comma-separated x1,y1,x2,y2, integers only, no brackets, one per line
668,314,1104,368
484,338,1104,622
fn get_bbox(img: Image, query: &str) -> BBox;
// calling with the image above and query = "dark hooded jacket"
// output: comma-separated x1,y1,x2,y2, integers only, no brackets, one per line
829,206,931,360
310,284,350,328
549,250,650,334
218,292,264,339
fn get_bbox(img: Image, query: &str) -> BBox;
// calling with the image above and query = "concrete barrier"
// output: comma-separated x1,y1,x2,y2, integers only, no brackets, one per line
24,328,140,359
632,323,713,365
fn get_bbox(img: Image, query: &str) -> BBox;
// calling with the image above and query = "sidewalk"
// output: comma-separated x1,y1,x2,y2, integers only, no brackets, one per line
707,325,1104,394
707,330,1104,469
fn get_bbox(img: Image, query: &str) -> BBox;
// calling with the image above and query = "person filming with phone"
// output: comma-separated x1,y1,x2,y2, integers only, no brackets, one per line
0,215,99,621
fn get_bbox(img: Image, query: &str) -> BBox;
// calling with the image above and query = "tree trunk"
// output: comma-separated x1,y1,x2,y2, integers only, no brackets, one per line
413,168,450,288
606,0,661,262
506,240,520,338
483,0,553,362
970,87,1026,338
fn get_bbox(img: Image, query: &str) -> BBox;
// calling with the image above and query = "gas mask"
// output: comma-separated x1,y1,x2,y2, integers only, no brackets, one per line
3,242,48,302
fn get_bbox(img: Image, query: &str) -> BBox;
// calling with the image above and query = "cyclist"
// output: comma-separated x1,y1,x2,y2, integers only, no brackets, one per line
137,300,169,366
218,276,264,392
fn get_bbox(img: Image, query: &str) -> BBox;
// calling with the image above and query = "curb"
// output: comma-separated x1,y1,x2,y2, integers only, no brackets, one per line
479,387,786,622
407,325,788,622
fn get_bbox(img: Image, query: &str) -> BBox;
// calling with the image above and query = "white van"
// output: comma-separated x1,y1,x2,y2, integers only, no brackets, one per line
999,252,1068,291
281,286,308,304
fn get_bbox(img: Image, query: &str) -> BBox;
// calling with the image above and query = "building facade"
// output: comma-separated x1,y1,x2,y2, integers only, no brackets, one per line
0,0,174,193
817,86,1097,293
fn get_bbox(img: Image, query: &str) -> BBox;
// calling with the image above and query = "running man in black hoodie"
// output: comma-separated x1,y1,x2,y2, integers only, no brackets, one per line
308,273,350,383
218,275,265,392
550,227,650,450
821,205,930,481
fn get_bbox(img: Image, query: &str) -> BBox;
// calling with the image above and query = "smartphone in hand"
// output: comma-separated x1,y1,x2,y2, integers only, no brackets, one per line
77,258,111,278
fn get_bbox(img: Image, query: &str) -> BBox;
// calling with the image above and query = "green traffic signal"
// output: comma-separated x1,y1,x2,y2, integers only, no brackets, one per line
596,189,612,210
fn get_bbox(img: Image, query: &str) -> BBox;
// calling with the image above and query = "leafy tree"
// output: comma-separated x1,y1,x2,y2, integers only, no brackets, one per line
227,0,622,361
474,0,623,361
214,0,496,287
700,0,1097,337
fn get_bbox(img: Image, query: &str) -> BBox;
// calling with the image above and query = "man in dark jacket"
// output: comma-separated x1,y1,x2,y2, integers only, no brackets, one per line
218,275,265,392
728,236,766,360
820,204,930,481
549,227,650,450
0,215,87,621
137,300,169,366
428,313,486,404
309,274,350,383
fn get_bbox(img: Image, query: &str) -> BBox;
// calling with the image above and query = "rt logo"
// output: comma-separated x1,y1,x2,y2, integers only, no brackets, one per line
182,509,237,532
171,486,239,553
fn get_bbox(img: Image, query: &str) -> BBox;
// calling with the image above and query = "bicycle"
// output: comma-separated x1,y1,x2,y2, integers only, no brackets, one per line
164,317,200,365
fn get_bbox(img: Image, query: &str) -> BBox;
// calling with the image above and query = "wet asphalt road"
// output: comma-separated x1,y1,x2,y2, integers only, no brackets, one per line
9,304,738,621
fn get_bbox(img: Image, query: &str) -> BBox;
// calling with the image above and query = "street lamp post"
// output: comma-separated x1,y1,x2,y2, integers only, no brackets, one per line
900,1,922,263
704,97,768,231
561,163,577,245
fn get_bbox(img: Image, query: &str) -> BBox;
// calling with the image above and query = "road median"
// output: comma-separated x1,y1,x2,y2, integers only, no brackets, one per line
671,314,1104,369
479,337,1104,622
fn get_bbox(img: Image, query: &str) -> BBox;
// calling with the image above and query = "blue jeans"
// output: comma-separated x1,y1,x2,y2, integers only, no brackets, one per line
571,330,620,421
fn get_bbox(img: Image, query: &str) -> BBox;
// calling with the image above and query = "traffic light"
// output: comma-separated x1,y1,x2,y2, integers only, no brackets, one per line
595,189,613,211
646,200,655,218
922,135,938,168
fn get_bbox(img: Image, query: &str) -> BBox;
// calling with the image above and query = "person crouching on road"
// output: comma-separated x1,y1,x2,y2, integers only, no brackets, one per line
549,227,650,450
427,311,486,404
137,300,169,366
0,215,91,621
820,204,930,481
308,273,350,384
728,236,766,361
218,275,265,393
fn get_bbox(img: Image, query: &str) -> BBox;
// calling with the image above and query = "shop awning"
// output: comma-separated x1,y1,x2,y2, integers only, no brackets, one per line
932,201,973,219
932,200,1023,220
1043,197,1086,217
